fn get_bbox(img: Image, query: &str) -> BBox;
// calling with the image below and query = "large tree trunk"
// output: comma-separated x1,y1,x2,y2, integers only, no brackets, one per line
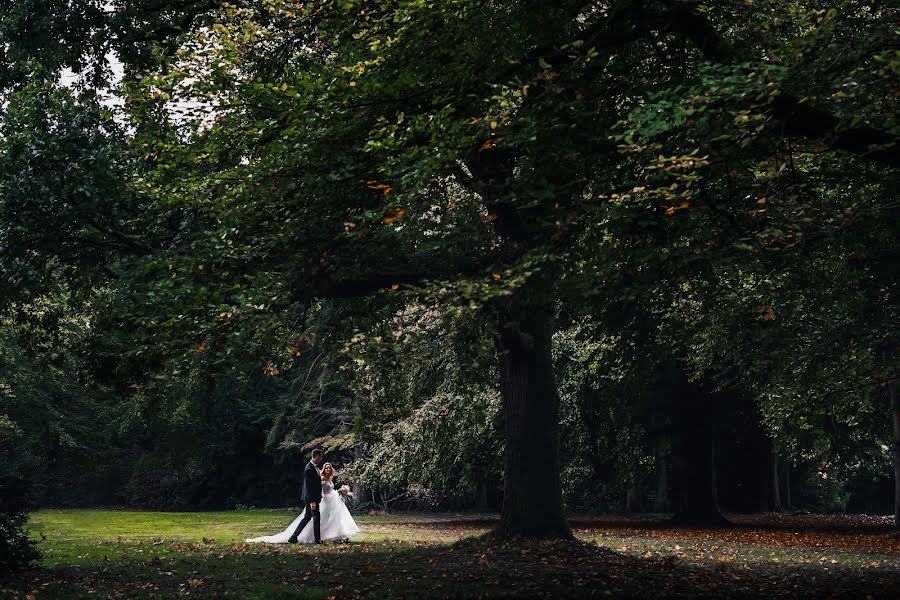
493,286,572,539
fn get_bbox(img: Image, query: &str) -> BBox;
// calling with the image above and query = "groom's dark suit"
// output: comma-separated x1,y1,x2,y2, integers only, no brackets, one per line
289,461,322,543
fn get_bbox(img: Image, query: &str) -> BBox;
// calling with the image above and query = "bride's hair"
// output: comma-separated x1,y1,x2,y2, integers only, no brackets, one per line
321,463,334,479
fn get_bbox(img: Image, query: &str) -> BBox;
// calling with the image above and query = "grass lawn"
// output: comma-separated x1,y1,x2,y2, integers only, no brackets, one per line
2,509,899,598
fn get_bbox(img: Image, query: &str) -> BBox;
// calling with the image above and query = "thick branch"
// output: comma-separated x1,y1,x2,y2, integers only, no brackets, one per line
307,270,432,299
771,95,899,169
657,0,899,169
83,216,152,255
296,251,496,300
491,2,646,85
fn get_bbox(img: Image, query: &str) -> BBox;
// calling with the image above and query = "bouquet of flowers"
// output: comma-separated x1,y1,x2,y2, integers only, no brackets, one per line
338,484,354,501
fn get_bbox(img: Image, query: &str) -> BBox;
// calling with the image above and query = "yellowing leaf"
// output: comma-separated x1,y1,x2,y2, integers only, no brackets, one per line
665,201,690,216
367,181,392,195
263,363,280,376
479,137,501,151
382,208,406,224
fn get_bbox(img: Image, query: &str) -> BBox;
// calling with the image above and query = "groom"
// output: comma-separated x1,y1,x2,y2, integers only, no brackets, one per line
289,448,323,544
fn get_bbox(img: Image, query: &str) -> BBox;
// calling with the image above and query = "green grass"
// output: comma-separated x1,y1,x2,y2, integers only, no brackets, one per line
27,509,481,560
2,510,899,599
30,508,305,547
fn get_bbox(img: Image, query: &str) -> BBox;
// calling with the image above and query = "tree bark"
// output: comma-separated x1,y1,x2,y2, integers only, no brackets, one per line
493,282,572,539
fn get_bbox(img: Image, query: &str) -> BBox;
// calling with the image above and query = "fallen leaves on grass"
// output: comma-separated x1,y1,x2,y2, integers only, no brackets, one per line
6,513,900,599
577,523,900,556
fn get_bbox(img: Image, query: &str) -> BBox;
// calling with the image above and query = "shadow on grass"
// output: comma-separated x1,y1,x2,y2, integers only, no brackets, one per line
419,513,898,534
591,514,897,535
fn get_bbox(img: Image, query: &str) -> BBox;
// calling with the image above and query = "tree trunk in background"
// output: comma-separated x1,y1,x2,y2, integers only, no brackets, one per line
354,483,370,504
493,285,572,539
625,485,643,512
351,443,371,504
714,390,770,513
653,432,671,513
888,353,900,529
625,446,645,512
771,454,782,512
784,460,792,511
672,380,729,526
892,385,900,529
475,478,490,511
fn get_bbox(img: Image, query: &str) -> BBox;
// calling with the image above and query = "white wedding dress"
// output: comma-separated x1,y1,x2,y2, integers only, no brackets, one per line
245,480,360,544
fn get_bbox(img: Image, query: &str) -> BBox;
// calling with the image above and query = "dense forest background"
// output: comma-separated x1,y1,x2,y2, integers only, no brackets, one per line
2,277,894,515
1,0,899,571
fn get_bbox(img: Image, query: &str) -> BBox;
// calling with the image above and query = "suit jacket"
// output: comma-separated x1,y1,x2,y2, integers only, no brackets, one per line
300,461,322,505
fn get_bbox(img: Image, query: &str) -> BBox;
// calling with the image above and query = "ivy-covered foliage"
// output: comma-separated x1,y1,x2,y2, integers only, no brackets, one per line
344,302,503,508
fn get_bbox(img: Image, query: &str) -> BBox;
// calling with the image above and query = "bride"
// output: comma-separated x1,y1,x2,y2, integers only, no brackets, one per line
245,463,360,544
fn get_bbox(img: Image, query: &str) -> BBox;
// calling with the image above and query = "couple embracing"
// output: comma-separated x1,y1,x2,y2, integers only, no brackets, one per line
246,448,360,544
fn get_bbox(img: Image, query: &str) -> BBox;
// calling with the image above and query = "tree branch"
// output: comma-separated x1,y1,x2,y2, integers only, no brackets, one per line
656,0,899,169
292,250,497,300
306,270,433,299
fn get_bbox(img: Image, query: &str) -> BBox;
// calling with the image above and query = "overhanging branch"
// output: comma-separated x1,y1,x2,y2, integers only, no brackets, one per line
292,252,497,300
656,0,899,169
307,270,432,299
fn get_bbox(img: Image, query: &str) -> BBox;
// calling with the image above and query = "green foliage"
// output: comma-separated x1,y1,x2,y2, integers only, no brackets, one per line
346,302,503,508
0,415,40,571
0,0,897,521
554,321,655,512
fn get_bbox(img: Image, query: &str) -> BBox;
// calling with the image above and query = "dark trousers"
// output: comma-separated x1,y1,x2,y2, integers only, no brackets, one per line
289,502,321,543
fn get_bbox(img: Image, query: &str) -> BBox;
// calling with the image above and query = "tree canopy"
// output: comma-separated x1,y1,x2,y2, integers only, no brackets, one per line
1,0,897,545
